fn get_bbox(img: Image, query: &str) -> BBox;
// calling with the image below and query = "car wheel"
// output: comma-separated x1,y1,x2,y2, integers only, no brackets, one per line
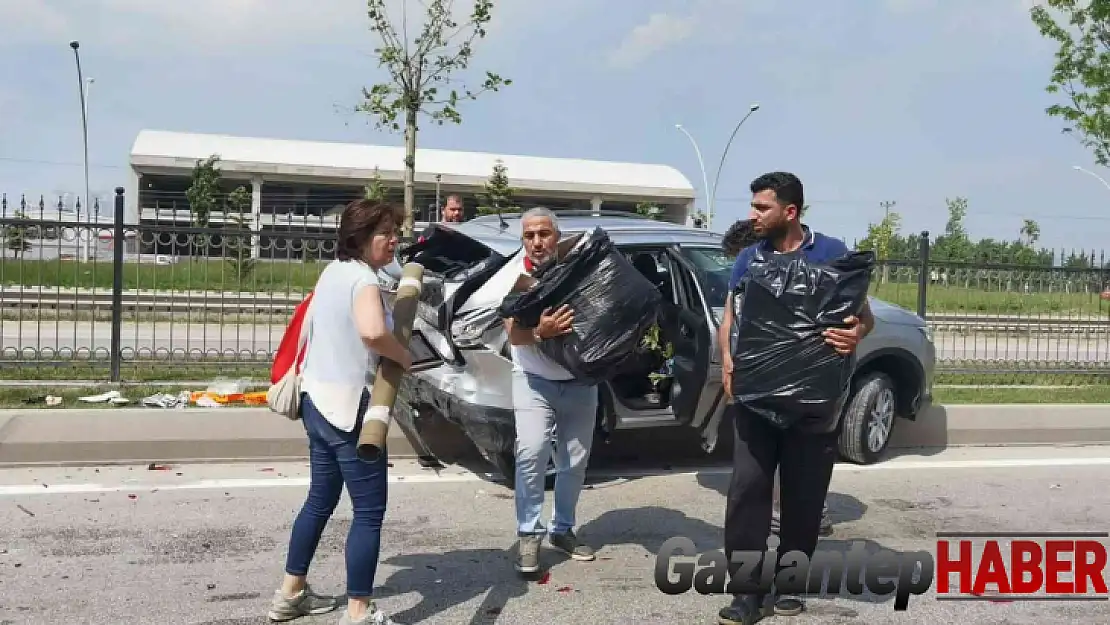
838,371,896,465
491,441,558,491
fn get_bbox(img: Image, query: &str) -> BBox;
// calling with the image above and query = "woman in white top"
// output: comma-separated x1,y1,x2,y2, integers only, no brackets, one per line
267,199,413,625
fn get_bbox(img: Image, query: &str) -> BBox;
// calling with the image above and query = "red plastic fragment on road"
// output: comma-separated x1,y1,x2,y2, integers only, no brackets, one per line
970,591,1012,603
537,571,551,584
556,586,572,593
127,494,137,500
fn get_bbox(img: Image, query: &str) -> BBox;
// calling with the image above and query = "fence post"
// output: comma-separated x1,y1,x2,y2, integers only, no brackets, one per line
110,187,125,382
917,230,930,320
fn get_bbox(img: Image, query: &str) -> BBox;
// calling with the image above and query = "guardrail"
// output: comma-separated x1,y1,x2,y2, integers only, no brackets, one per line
0,288,303,314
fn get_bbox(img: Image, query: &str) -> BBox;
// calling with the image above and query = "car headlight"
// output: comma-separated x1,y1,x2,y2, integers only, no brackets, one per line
919,325,934,343
451,310,501,349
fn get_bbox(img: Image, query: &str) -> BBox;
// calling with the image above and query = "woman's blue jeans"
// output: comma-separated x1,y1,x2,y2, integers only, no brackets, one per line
283,391,388,597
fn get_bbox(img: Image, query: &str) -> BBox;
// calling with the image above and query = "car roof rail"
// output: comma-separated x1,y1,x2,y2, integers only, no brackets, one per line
471,209,653,221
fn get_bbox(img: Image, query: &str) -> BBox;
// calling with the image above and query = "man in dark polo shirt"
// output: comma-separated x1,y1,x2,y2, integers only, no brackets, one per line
717,172,874,624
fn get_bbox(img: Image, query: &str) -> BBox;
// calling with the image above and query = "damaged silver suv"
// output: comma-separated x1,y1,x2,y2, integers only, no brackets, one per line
397,212,935,486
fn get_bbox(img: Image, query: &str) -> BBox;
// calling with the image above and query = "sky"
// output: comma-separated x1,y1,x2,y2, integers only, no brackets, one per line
0,0,1107,256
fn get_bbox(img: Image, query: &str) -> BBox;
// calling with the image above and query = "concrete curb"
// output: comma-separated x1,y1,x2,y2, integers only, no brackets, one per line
0,404,1108,468
0,408,429,468
889,404,1110,449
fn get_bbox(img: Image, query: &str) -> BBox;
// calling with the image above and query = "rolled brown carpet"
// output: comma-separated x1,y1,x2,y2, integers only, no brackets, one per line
357,262,424,462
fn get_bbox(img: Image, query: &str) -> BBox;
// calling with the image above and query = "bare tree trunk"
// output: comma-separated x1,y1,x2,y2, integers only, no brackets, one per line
402,107,418,239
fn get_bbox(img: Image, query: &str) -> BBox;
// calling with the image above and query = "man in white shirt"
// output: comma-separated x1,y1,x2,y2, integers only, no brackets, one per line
502,207,599,575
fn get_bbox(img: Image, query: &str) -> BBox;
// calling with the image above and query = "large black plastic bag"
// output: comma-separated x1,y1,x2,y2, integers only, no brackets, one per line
731,248,875,430
498,227,664,384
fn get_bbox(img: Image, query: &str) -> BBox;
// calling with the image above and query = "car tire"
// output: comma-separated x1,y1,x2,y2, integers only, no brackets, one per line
838,371,897,465
491,442,558,491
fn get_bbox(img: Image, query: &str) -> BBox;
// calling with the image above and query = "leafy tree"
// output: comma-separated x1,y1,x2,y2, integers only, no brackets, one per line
477,160,517,215
1031,1,1110,166
635,202,663,220
857,201,902,283
931,197,973,262
185,155,222,257
5,209,30,258
357,0,511,238
185,155,220,229
1021,219,1041,247
364,166,389,201
224,186,256,279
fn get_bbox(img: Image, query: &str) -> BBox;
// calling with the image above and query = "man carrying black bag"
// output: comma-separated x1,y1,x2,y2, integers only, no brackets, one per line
502,207,599,576
716,172,874,624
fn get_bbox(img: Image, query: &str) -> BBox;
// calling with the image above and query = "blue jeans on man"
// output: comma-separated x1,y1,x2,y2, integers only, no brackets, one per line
511,370,598,573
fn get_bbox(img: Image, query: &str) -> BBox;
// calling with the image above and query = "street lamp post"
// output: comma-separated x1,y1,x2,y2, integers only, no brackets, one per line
675,103,760,230
70,41,91,262
1073,165,1110,193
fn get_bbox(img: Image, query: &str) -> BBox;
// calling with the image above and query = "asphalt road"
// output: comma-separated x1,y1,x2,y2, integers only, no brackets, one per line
1,446,1109,624
1,321,1108,363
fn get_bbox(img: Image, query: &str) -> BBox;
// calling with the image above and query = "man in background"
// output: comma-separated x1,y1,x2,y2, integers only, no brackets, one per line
441,194,464,223
721,219,758,257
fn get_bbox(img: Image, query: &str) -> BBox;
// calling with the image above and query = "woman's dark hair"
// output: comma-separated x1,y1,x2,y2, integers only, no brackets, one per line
336,199,403,261
722,219,758,257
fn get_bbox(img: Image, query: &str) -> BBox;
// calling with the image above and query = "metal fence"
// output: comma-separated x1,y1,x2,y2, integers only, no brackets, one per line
0,189,1108,382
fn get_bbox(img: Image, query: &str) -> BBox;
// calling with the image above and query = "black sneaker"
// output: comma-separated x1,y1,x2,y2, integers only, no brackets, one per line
548,529,595,561
773,594,806,616
717,594,766,625
514,535,543,574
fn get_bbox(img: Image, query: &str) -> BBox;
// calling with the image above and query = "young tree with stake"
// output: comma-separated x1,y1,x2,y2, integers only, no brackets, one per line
357,0,511,238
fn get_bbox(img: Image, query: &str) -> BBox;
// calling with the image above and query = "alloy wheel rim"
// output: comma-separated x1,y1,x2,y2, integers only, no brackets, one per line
867,388,895,453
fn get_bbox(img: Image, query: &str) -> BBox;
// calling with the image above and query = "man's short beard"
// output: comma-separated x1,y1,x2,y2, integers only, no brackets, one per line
760,222,789,242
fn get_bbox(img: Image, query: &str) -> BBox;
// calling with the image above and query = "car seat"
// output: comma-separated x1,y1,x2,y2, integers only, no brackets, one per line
631,253,673,302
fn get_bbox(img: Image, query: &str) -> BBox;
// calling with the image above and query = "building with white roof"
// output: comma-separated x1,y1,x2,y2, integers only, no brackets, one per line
127,129,698,258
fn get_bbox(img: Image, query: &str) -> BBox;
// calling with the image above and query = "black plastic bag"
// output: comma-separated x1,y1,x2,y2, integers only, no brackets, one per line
498,227,664,383
731,248,875,430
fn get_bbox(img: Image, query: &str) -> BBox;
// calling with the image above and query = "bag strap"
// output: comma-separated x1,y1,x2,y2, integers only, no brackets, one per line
293,299,313,376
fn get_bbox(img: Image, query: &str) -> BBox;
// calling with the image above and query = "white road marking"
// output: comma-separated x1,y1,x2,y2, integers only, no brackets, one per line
0,472,484,497
3,453,1110,497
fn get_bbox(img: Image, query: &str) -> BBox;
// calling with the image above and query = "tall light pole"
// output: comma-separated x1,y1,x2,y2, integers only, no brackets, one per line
70,40,91,262
675,103,760,230
1073,165,1110,193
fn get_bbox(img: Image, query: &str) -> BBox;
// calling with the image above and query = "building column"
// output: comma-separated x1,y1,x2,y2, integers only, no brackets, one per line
250,177,262,259
127,170,143,253
591,196,602,216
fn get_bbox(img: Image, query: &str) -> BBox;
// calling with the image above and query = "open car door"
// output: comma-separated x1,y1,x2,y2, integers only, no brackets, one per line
664,247,730,453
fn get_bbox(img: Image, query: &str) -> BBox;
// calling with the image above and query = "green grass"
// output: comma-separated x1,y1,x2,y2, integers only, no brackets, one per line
936,371,1110,387
869,281,1110,316
936,385,1110,404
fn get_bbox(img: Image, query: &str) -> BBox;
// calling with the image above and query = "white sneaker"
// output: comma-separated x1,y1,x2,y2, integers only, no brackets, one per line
266,584,340,621
338,603,395,625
